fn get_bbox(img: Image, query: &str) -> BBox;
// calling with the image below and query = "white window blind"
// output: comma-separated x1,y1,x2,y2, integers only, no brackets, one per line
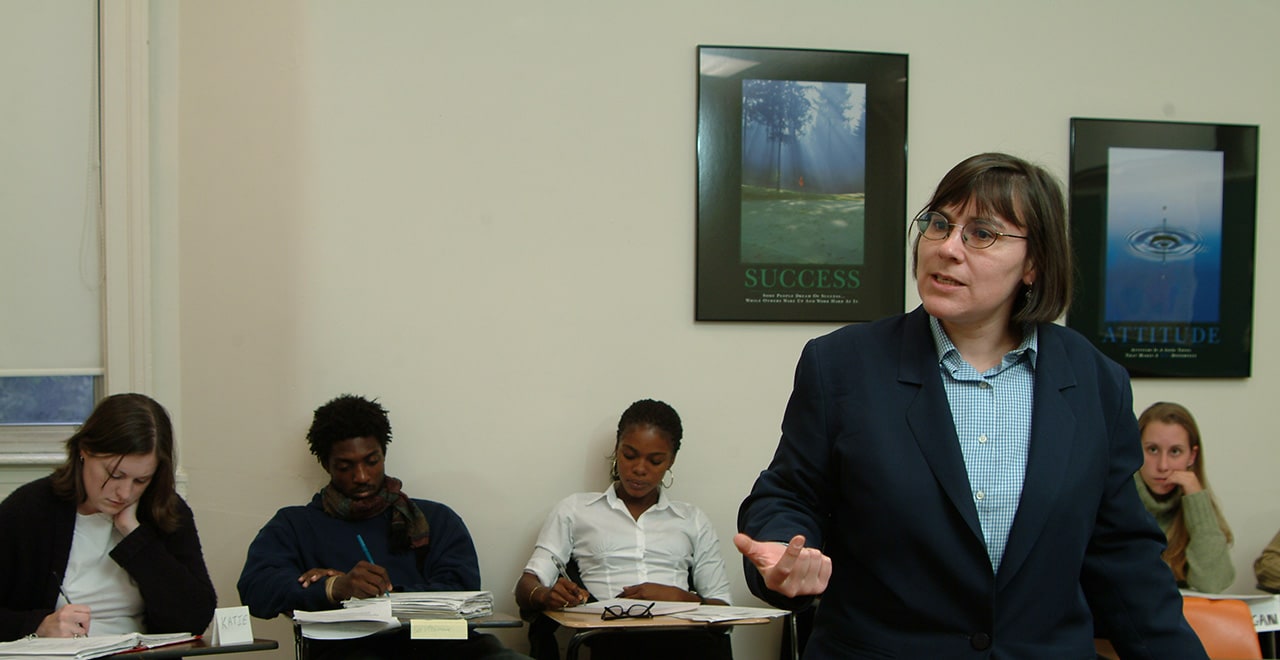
0,0,102,378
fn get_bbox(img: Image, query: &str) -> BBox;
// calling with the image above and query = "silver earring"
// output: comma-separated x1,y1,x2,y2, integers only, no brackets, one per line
662,469,674,489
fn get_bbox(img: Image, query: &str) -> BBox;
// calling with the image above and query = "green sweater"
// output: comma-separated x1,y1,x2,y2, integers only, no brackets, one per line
1134,473,1235,593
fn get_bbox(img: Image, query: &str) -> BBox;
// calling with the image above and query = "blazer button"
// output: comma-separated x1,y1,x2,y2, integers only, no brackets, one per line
969,632,992,650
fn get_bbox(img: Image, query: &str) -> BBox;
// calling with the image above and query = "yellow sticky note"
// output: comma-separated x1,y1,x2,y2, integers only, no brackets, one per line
410,618,467,640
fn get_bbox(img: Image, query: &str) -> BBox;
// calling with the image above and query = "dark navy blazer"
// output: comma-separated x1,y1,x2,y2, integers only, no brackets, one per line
739,307,1206,659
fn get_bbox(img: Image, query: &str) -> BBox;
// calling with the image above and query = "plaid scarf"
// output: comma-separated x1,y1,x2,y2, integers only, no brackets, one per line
320,476,430,553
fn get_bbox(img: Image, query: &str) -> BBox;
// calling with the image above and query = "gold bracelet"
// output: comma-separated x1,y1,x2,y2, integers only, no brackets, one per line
529,585,544,605
325,576,338,603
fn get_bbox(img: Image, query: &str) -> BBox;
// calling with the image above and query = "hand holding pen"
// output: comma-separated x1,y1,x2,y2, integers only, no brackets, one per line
338,561,392,600
346,534,392,598
548,555,589,607
313,535,392,603
35,586,91,638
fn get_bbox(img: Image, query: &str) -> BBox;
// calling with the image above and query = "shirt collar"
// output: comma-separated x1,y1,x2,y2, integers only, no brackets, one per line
600,483,677,515
928,315,1039,370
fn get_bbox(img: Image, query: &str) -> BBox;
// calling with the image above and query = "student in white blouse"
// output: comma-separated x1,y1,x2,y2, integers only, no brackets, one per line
514,399,733,660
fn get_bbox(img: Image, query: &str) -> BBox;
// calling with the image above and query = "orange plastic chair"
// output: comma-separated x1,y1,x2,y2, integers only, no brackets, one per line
1181,596,1263,659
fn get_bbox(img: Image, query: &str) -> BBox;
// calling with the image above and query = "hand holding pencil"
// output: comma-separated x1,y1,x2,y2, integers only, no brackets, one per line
307,535,393,603
336,560,392,600
549,556,588,607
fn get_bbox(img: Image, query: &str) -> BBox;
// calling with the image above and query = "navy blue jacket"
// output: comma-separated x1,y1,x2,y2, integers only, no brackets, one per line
739,307,1206,659
237,491,480,619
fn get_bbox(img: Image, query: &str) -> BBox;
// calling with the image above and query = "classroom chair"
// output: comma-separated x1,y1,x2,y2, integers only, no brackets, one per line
1097,596,1264,660
1181,596,1263,659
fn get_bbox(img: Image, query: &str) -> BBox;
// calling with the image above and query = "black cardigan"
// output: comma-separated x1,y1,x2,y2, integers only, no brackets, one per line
0,476,216,641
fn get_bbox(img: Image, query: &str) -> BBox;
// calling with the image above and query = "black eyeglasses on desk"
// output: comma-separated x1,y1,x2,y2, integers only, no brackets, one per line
600,602,654,621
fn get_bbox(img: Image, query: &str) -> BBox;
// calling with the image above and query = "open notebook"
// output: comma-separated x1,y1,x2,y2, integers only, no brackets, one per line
0,632,196,659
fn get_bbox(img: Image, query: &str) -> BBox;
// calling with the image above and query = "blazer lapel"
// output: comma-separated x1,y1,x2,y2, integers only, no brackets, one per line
996,325,1078,588
899,309,985,546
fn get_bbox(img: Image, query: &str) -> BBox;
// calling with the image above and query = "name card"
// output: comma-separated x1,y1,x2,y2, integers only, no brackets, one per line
410,618,467,640
210,605,254,646
1248,595,1280,632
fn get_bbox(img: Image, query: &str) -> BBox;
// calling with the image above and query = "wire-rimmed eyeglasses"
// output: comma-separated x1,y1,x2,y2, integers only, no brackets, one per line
600,602,655,621
915,211,1027,249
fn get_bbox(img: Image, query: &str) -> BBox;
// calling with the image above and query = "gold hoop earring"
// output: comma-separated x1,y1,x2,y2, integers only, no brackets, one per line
662,469,674,489
610,456,619,481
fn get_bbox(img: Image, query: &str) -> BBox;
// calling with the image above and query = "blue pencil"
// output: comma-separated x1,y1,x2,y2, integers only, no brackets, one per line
356,534,389,596
356,534,375,564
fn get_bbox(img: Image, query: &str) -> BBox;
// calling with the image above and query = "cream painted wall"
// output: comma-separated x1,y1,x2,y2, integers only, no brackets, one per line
155,1,1278,658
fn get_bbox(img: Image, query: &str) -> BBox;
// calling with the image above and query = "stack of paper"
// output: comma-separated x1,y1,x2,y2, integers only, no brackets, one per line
295,597,399,640
347,591,494,619
0,632,196,659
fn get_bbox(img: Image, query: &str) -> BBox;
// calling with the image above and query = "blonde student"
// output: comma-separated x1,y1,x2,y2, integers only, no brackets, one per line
1135,401,1234,593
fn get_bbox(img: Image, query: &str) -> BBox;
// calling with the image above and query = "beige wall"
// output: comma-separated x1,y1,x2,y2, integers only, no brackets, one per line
150,1,1279,658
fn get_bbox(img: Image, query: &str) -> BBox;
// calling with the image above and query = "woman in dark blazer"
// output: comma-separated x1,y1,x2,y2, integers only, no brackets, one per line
0,393,215,641
735,153,1206,659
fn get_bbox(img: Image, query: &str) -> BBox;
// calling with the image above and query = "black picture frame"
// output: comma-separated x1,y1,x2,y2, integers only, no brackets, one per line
696,46,907,322
1068,118,1259,378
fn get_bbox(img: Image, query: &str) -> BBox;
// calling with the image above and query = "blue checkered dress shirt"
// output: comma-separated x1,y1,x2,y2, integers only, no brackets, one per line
928,316,1038,572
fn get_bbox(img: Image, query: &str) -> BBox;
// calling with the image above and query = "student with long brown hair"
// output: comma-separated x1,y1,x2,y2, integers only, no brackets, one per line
0,393,215,641
1135,401,1235,593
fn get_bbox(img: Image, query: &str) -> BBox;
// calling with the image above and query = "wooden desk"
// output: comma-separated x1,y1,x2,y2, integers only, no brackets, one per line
110,637,278,658
294,613,522,659
544,609,771,660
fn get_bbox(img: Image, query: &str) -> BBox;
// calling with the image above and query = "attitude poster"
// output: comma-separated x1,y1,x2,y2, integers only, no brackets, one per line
1069,119,1258,377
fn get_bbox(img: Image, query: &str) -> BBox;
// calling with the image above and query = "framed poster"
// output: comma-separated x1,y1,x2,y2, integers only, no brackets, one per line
696,46,907,322
1068,118,1259,377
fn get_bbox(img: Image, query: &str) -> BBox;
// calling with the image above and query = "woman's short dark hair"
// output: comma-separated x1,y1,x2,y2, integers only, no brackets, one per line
50,393,181,533
307,394,392,467
912,152,1073,326
615,399,682,454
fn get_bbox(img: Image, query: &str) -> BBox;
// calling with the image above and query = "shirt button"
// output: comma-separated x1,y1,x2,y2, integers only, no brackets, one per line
975,491,985,501
970,632,992,650
978,434,988,444
979,381,991,389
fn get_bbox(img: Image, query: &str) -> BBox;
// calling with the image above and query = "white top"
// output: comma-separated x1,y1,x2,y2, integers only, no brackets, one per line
523,486,733,604
62,513,145,634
